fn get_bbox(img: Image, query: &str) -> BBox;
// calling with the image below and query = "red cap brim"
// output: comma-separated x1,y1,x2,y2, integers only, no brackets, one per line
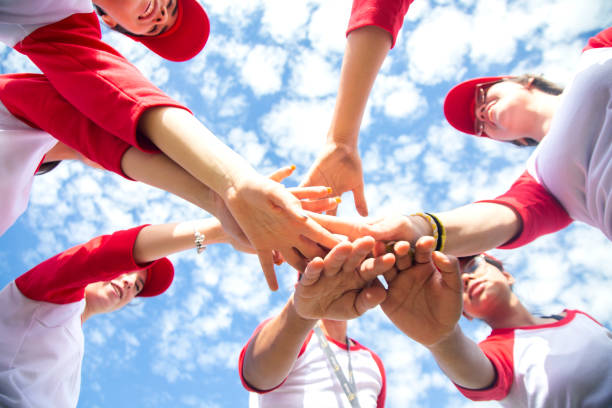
443,76,506,138
126,0,210,62
138,257,174,297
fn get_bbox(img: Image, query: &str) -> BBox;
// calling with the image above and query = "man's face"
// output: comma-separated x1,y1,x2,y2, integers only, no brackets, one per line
97,0,179,36
84,269,147,315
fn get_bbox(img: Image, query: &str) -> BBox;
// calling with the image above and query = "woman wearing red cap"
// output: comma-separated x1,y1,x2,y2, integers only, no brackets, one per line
0,0,344,288
382,237,612,407
0,216,252,408
302,26,612,259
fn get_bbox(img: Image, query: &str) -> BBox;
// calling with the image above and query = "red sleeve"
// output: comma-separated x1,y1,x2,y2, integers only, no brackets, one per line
0,73,131,179
454,330,515,401
583,27,612,52
238,318,312,394
347,0,414,48
477,171,572,249
14,225,164,304
13,12,191,152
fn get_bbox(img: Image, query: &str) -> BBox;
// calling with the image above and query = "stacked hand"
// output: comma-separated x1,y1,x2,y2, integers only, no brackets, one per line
379,236,463,347
293,236,395,320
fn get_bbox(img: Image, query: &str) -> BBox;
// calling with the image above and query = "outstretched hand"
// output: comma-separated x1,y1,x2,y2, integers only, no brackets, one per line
380,236,463,347
293,236,394,320
300,143,367,216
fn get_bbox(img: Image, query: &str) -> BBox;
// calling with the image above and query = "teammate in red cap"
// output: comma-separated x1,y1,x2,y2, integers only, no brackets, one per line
0,0,345,290
381,237,612,407
299,26,612,260
0,216,254,408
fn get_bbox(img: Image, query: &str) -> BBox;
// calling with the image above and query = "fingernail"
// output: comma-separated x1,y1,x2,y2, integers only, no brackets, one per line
327,187,333,194
334,197,342,203
290,164,296,171
274,258,284,265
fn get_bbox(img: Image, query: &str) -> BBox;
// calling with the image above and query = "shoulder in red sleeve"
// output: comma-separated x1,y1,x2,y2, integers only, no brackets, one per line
347,0,414,48
15,225,153,304
477,170,572,249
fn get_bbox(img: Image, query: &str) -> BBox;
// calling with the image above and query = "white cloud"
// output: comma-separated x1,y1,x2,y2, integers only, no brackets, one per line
289,48,339,98
240,44,288,96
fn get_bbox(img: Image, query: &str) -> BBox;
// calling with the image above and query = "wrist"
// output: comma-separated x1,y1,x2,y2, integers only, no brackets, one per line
405,214,433,242
426,324,462,351
288,294,319,328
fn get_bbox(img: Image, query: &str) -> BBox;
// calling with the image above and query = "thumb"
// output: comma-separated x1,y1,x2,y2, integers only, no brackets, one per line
432,251,461,290
354,285,387,316
352,184,368,217
268,165,296,183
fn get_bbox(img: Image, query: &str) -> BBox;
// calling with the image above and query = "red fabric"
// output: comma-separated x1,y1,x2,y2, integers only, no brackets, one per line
13,12,191,152
347,0,414,48
583,27,612,52
0,73,131,178
15,225,166,304
478,171,572,249
455,329,515,401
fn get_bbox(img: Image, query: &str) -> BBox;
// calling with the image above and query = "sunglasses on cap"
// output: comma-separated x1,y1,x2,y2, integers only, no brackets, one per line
473,79,505,136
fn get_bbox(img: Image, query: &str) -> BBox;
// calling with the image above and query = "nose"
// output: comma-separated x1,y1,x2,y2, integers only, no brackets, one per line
476,104,487,122
155,4,169,23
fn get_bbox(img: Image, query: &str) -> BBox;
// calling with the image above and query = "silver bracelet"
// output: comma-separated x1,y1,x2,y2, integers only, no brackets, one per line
193,227,206,254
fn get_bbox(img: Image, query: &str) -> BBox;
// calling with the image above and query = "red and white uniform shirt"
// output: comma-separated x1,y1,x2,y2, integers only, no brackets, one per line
0,225,169,408
0,0,189,151
0,73,132,237
347,0,413,47
456,310,612,407
482,27,612,246
239,321,386,408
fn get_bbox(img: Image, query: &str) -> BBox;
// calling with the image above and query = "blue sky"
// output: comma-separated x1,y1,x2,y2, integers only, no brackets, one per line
1,0,612,407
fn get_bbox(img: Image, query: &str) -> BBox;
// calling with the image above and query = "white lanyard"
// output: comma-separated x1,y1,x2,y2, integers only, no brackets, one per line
313,324,361,408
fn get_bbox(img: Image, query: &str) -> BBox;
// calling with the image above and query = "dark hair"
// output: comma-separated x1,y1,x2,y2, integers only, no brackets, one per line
35,160,62,176
94,5,143,37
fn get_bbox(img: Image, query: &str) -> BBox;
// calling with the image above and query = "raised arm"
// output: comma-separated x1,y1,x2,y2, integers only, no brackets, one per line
381,237,495,389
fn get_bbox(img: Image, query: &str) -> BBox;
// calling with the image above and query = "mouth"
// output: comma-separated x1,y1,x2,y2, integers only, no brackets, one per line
139,0,157,20
110,282,123,299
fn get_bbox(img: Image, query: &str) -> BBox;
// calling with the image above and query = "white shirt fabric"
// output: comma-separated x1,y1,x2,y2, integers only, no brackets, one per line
457,310,612,407
0,0,93,46
0,100,57,236
249,333,384,408
526,47,612,240
0,282,85,408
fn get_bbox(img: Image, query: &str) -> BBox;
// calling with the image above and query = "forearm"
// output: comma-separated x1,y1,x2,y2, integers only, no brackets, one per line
427,325,496,390
120,147,222,215
328,26,392,147
138,107,259,196
437,203,521,256
132,218,228,264
242,295,317,390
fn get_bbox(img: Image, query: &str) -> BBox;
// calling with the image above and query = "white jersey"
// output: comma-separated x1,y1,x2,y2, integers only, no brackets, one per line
0,100,56,236
527,47,612,240
0,0,93,46
0,282,85,408
241,329,385,408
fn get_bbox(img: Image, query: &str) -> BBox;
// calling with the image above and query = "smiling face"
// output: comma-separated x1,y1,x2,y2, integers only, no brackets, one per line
474,80,543,144
96,0,179,36
461,255,515,321
84,269,148,316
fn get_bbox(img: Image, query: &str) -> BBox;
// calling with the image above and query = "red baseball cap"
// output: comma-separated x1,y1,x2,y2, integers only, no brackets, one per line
138,257,175,297
124,0,210,62
443,76,506,138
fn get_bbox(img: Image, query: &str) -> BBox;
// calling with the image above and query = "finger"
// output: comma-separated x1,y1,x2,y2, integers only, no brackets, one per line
294,235,327,260
360,253,396,282
413,235,436,264
394,241,414,271
300,197,341,213
354,286,387,315
305,212,367,241
341,236,375,273
352,184,368,217
325,206,338,216
322,242,353,277
281,248,308,273
272,250,284,266
383,266,398,283
299,216,344,251
300,257,324,287
268,165,296,182
432,251,460,276
258,251,278,291
288,186,333,199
